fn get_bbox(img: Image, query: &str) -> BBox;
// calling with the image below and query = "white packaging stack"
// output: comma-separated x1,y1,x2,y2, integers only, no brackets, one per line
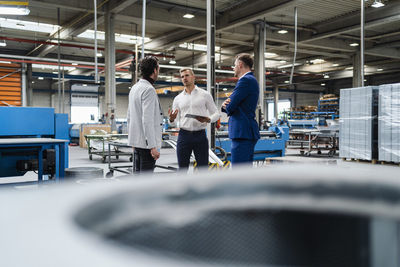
378,84,400,163
339,86,379,160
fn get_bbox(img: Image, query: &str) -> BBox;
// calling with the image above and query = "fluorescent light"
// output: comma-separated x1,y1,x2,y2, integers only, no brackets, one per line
0,40,6,47
183,13,194,19
265,52,278,58
222,88,228,91
278,29,288,34
372,0,385,8
0,61,10,63
377,68,383,71
350,43,359,47
96,52,102,57
332,63,339,67
52,71,58,74
82,84,87,87
38,77,44,80
78,30,151,44
278,62,302,69
169,60,176,64
324,74,330,78
310,58,325,64
32,64,75,71
345,67,353,70
0,6,30,15
179,42,219,52
279,60,287,63
0,18,60,33
321,83,326,86
284,81,290,84
72,62,78,66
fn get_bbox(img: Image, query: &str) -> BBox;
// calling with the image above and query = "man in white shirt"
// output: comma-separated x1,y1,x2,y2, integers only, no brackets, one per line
127,56,163,173
169,68,220,171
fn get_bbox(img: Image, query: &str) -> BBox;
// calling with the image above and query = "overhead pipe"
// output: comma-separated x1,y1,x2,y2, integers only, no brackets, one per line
94,0,99,84
0,57,128,72
289,7,298,84
0,36,174,58
361,0,365,86
57,7,61,113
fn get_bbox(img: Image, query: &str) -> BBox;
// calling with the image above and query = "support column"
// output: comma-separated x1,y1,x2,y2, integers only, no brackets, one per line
274,84,279,119
26,63,33,106
206,0,216,149
21,63,27,107
254,21,266,125
352,51,362,87
104,3,116,131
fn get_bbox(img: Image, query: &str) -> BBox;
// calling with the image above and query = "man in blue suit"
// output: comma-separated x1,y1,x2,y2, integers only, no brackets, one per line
222,53,260,166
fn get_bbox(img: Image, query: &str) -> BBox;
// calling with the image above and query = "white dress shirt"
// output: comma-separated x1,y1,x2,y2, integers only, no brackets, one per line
171,86,220,131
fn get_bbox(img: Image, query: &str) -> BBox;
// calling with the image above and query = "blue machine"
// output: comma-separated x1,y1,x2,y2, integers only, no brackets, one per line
216,126,289,161
0,107,69,180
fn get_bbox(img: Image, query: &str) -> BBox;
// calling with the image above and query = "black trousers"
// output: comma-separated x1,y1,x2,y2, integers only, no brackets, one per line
176,129,209,171
134,147,156,173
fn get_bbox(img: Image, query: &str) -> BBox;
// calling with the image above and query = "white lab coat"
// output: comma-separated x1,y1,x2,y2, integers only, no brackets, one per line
127,79,163,150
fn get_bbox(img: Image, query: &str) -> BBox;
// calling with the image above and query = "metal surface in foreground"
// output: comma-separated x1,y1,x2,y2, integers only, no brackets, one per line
0,164,400,266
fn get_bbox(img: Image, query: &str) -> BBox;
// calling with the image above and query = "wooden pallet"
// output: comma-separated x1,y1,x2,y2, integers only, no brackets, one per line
341,158,400,166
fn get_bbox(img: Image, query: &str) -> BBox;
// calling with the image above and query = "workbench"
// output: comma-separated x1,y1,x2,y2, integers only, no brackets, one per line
0,138,68,181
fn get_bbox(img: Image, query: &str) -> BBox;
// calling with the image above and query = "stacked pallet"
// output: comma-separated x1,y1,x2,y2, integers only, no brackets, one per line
379,84,400,163
339,86,379,161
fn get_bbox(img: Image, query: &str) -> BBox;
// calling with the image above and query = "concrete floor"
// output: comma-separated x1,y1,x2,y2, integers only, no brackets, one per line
2,144,398,183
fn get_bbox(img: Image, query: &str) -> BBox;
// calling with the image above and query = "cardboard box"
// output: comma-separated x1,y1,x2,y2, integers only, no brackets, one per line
79,124,111,148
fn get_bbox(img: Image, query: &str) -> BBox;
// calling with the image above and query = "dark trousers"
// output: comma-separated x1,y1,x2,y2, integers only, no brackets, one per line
177,129,209,170
231,139,258,166
134,147,156,173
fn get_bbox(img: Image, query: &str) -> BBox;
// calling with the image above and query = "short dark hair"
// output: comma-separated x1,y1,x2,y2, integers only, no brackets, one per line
139,56,159,78
236,53,253,69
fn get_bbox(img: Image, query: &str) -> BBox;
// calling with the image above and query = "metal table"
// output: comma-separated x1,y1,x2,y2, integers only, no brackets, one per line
288,129,339,157
0,138,68,181
85,134,132,163
106,141,177,177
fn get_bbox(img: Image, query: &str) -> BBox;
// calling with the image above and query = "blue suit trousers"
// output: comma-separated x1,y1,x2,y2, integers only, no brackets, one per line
231,139,258,166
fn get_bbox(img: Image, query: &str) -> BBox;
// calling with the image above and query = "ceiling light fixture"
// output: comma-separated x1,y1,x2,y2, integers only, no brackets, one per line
372,0,385,8
169,59,176,64
0,6,30,15
38,77,44,80
183,13,194,19
278,29,288,34
222,88,228,91
350,43,359,47
96,52,102,57
0,40,6,47
332,63,339,67
321,83,326,86
324,74,330,78
377,68,383,71
71,62,78,66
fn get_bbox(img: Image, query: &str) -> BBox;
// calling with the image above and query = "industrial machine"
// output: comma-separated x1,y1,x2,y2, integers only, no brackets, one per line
215,125,289,161
0,107,69,180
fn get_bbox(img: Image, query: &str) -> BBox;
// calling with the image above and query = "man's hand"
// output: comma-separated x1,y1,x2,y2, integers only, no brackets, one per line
222,98,231,109
168,108,178,122
195,116,211,123
150,147,160,160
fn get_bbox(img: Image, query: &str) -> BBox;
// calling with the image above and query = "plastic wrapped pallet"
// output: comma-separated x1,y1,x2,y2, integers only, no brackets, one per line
339,86,379,160
379,83,400,163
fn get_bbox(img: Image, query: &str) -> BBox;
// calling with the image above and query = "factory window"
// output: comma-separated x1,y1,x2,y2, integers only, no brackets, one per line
267,100,291,122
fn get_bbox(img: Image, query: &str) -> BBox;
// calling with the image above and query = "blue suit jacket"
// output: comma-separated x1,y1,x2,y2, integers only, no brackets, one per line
222,72,260,140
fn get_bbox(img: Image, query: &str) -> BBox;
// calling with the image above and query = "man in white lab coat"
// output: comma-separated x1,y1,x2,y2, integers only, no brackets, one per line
127,56,163,173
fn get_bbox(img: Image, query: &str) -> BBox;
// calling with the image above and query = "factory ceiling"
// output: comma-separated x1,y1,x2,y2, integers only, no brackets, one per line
0,0,399,90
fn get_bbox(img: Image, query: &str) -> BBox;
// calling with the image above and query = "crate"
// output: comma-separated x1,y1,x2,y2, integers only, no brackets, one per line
79,124,111,148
